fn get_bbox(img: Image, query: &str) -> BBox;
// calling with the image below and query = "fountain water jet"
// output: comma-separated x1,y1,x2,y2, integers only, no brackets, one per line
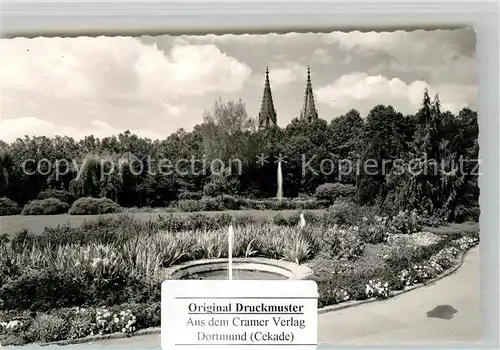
164,211,313,281
228,224,233,280
299,213,306,229
277,160,283,203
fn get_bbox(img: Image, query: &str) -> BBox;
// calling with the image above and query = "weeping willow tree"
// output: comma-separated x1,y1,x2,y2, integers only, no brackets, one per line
69,153,123,201
116,152,142,206
0,149,14,197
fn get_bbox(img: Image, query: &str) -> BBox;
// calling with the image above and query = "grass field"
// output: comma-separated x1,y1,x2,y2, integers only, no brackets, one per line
0,209,327,236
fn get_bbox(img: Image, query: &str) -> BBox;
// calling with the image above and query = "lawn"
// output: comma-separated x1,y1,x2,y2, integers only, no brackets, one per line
0,209,326,236
0,204,479,346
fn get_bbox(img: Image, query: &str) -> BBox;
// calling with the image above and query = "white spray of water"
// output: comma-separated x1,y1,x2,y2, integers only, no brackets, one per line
228,224,234,280
299,213,306,229
277,161,283,203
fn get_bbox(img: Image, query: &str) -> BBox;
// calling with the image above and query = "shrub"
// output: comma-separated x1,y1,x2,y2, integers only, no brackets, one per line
302,211,323,226
199,197,224,211
319,225,365,261
232,214,259,226
325,202,377,227
220,195,246,210
280,234,312,264
453,205,480,223
24,314,69,343
178,191,203,200
315,272,369,308
293,199,330,210
202,181,222,198
21,198,69,215
0,197,21,216
68,197,122,215
357,216,389,244
188,213,223,231
37,190,74,205
0,269,87,311
174,195,330,212
388,210,424,234
66,307,95,340
421,214,446,228
273,213,297,226
176,199,206,212
0,258,154,312
0,302,162,346
314,183,356,203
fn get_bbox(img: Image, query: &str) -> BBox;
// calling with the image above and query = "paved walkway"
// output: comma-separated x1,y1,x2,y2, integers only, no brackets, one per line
37,247,481,348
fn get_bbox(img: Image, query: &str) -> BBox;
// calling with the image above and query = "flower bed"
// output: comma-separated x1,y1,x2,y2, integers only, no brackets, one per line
0,303,160,345
313,231,479,308
0,208,479,346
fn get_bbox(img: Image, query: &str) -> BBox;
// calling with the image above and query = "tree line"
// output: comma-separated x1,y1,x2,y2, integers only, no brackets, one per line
0,89,479,219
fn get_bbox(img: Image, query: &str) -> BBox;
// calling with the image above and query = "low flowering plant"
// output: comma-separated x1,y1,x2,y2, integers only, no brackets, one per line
398,269,417,286
412,263,436,281
333,288,350,303
357,215,390,244
388,210,424,235
410,231,441,247
453,235,479,251
91,307,137,336
365,279,391,299
429,246,460,271
0,319,24,332
428,259,444,274
321,225,365,261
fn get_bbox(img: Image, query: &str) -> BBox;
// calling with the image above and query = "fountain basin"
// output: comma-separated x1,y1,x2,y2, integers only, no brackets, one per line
163,257,313,280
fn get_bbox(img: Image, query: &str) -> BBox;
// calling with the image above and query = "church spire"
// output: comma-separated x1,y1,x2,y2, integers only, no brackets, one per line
300,67,318,122
258,66,277,129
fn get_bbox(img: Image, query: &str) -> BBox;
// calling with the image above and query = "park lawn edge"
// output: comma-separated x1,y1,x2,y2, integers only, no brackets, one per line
33,242,478,347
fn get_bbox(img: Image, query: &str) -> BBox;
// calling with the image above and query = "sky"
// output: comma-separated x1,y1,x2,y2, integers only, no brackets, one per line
0,29,477,143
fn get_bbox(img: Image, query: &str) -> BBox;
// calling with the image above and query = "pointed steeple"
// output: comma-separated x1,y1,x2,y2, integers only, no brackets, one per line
300,67,318,122
258,67,277,129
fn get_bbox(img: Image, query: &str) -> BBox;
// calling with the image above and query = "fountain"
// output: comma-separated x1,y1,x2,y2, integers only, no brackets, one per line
277,160,283,203
228,224,233,280
299,212,306,229
164,224,313,281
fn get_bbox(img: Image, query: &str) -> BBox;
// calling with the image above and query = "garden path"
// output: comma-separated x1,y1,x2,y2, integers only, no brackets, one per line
44,246,480,348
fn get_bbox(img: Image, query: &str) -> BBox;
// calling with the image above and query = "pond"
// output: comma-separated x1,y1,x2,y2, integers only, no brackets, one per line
181,269,288,280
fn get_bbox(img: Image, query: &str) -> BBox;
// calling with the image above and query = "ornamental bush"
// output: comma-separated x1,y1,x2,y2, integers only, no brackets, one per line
22,198,69,215
69,197,122,215
0,197,21,216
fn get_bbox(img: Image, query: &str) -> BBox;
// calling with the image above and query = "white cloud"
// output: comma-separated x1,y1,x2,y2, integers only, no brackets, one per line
0,117,167,143
323,30,477,86
311,48,332,64
0,36,251,141
180,33,271,44
0,36,251,100
181,32,306,44
324,31,412,52
251,62,308,90
316,72,477,116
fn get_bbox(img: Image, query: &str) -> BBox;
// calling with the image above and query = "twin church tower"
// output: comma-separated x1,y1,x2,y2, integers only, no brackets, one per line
258,66,318,129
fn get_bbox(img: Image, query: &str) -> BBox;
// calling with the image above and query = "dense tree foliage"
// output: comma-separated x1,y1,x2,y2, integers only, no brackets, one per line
0,90,479,218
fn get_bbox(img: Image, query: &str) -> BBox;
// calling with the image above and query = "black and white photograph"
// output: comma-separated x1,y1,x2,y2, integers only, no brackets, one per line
0,28,480,347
